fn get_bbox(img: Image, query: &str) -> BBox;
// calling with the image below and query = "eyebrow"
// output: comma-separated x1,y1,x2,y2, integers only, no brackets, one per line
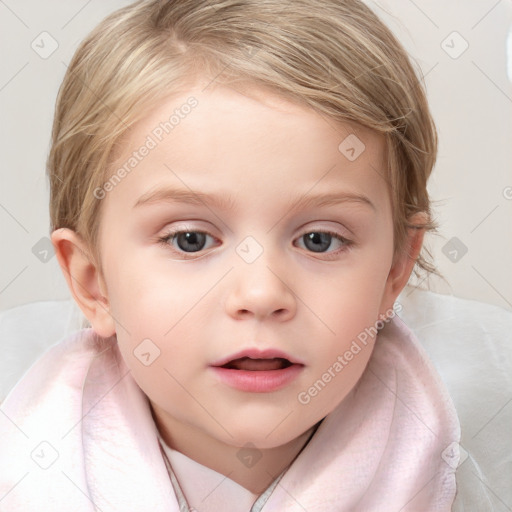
133,186,376,213
134,187,237,211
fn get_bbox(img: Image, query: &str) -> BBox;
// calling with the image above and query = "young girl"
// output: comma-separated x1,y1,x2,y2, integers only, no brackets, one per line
0,1,507,510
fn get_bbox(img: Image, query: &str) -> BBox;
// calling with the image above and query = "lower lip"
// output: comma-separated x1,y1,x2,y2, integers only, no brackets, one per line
210,364,304,393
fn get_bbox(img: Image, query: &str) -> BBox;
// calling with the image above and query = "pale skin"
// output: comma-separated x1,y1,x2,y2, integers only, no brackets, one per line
52,81,425,495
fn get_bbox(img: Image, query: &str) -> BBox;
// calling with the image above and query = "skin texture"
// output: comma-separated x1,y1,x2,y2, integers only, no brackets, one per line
52,81,425,494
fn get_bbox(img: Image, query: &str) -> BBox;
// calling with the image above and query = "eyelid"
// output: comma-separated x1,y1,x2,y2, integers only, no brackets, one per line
293,228,353,260
157,225,220,260
157,220,218,241
295,220,354,244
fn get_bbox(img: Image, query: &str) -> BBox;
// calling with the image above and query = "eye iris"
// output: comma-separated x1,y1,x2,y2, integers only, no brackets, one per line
304,232,331,252
176,232,206,252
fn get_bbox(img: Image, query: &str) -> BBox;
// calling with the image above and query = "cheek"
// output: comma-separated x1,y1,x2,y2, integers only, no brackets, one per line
105,249,201,328
295,240,394,413
109,271,205,411
104,251,219,370
309,243,393,330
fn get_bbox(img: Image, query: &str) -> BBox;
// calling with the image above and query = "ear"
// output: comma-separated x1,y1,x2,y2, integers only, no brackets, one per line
379,213,427,316
51,228,116,338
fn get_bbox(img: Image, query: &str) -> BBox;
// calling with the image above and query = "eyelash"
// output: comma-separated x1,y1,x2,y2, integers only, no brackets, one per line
157,228,353,260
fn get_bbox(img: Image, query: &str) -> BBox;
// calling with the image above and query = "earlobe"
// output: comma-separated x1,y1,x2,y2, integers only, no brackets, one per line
51,228,116,338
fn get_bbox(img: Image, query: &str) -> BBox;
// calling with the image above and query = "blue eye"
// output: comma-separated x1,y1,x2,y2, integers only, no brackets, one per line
159,230,216,253
296,231,350,254
158,228,351,260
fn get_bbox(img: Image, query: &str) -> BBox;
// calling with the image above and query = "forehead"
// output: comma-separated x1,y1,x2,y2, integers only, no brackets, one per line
100,82,390,220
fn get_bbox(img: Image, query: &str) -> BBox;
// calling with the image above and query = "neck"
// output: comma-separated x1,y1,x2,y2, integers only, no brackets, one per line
151,403,318,495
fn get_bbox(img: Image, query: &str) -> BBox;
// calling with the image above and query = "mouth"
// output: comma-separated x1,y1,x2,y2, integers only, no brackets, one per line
210,349,304,393
219,356,294,371
211,348,304,368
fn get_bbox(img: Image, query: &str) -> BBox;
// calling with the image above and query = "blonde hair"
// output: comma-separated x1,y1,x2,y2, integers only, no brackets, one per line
48,0,438,276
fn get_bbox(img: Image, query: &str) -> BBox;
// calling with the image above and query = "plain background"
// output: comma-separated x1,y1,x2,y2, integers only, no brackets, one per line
0,0,511,312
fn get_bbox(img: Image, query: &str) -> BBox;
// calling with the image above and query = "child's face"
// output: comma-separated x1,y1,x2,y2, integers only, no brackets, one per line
96,82,401,449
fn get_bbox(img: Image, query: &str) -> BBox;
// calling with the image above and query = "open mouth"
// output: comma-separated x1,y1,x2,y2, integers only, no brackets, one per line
220,357,293,371
211,352,304,392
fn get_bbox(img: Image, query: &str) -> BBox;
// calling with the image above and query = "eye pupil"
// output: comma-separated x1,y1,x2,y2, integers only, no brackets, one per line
176,232,206,252
304,232,331,252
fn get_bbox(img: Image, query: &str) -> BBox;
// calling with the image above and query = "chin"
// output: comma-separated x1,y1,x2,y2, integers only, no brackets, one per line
214,418,315,450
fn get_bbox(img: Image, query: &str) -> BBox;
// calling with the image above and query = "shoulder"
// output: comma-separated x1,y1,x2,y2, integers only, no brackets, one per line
0,299,89,403
0,328,127,510
0,328,115,414
398,288,512,409
399,288,512,510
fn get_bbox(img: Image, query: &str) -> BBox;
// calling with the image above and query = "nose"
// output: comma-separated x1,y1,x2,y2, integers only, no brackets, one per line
224,250,297,322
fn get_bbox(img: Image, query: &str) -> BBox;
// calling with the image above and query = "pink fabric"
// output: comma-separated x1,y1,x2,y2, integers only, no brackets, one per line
159,438,263,511
0,317,460,511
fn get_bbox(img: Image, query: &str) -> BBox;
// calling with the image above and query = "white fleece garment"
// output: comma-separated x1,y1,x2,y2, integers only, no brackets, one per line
0,316,467,511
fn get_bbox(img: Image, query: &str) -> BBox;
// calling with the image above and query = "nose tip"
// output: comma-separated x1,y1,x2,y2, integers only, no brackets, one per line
225,262,297,322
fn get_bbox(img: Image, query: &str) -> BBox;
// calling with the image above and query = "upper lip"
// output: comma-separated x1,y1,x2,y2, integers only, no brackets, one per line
210,348,305,367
